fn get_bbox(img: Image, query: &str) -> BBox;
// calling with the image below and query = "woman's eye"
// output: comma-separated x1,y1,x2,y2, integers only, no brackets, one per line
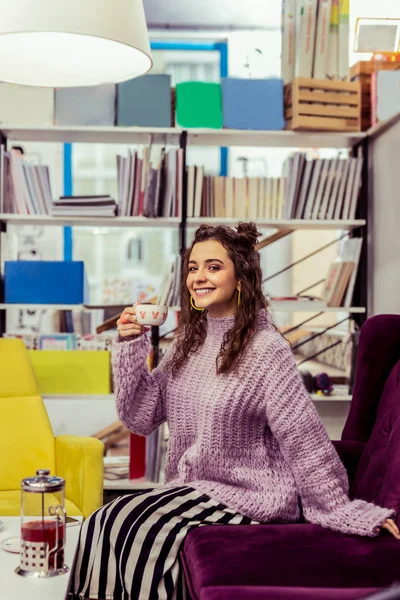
189,267,197,272
209,265,220,271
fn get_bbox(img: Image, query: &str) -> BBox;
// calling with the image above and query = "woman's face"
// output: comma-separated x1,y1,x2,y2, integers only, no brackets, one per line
187,240,239,317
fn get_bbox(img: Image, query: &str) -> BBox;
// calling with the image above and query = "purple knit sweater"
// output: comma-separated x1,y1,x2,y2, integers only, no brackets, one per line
112,310,393,535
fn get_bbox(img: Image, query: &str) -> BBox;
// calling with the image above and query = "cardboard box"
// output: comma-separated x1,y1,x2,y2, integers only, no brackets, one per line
4,261,89,304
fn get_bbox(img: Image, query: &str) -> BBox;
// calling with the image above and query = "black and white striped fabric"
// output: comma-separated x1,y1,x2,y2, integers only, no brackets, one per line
69,485,259,600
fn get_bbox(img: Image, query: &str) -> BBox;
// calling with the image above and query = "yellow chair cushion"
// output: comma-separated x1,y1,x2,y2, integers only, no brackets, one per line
0,395,55,491
0,490,82,517
0,338,39,397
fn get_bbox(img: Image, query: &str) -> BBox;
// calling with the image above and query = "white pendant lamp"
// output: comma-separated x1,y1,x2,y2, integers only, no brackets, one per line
0,0,152,87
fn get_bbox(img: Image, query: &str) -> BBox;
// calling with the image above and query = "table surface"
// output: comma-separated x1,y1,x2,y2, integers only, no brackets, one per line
0,516,82,600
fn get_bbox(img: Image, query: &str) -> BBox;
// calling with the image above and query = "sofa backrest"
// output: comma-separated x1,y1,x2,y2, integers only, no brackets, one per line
351,359,400,523
0,339,55,491
342,315,400,443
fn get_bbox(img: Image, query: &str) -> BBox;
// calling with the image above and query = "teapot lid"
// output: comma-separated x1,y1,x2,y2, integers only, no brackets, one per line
21,469,65,493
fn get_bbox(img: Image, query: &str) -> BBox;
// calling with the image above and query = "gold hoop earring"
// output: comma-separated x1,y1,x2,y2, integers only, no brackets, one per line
237,288,241,307
190,296,205,312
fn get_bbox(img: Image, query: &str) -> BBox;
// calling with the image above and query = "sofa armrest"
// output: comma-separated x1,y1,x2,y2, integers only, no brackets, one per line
332,440,365,489
55,434,104,519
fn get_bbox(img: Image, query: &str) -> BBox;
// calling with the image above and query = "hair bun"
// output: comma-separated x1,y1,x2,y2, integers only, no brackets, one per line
236,222,261,248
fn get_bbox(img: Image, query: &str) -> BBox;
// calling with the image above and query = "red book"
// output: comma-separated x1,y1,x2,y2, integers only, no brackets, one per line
129,432,146,479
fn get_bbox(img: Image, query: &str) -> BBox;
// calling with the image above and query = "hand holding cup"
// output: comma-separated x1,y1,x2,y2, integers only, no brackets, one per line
116,303,168,338
116,304,149,338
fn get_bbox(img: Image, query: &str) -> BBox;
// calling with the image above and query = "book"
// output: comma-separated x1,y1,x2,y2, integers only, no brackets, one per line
338,0,350,81
295,0,319,78
313,0,332,78
328,261,354,307
322,261,353,306
339,237,363,307
281,0,297,84
327,0,339,79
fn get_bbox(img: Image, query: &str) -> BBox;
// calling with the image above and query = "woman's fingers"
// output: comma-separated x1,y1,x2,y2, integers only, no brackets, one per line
120,305,138,325
382,519,400,540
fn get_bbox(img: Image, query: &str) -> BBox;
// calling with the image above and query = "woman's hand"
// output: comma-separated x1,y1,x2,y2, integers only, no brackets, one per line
376,518,400,540
116,303,150,338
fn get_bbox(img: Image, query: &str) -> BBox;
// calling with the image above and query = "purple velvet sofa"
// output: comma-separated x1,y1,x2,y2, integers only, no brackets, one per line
180,315,400,600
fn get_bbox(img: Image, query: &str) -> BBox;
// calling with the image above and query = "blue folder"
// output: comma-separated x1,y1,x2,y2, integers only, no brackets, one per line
5,261,89,304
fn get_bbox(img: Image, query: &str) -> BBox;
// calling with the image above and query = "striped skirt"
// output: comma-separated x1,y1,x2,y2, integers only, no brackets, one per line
69,485,260,600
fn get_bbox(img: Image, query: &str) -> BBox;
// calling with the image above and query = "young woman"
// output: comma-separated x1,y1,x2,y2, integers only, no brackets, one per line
70,222,399,600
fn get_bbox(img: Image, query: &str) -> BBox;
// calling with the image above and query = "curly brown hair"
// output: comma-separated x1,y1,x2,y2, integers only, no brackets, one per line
167,222,270,376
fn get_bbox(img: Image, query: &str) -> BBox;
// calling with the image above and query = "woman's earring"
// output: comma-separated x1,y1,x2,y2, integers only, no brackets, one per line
190,296,205,312
237,288,241,307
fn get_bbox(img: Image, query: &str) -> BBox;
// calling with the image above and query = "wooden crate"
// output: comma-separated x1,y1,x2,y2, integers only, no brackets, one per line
285,78,361,132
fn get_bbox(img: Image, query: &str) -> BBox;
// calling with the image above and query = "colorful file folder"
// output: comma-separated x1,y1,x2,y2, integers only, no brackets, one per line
117,74,172,127
222,78,285,130
176,82,223,128
28,350,111,394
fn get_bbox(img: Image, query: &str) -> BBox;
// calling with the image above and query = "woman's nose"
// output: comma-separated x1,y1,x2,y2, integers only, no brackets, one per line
194,270,207,282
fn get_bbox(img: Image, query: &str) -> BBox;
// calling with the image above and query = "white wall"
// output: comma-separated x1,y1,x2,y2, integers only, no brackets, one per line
368,117,400,315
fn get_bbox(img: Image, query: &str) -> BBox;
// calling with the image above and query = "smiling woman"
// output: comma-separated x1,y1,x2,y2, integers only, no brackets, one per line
70,222,398,600
187,242,240,317
169,221,269,375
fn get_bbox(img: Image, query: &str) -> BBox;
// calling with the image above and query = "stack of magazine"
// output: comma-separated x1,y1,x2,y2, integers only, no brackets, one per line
51,195,117,217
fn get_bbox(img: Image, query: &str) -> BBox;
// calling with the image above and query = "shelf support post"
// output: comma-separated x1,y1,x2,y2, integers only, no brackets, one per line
179,130,188,260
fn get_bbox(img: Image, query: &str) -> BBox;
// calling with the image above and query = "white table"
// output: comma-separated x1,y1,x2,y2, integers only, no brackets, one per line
0,517,82,600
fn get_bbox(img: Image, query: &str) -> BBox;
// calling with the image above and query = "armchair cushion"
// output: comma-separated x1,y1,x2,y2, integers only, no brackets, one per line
199,587,379,600
352,360,400,525
0,490,81,517
0,338,39,397
181,525,400,598
55,434,104,518
0,395,55,491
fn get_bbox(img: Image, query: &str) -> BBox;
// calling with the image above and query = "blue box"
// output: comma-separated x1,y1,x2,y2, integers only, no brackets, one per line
117,74,171,127
4,261,89,304
222,78,285,130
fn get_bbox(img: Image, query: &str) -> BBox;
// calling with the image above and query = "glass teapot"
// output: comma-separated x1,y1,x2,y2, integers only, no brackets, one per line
16,469,68,578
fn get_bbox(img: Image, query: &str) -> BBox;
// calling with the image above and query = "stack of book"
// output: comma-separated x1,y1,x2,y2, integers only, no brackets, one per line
0,147,53,214
187,154,362,221
51,195,117,217
281,0,350,83
117,147,183,218
284,154,363,220
321,238,363,307
3,332,115,350
157,256,182,307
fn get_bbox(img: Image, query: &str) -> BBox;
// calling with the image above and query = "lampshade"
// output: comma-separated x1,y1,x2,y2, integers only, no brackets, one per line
0,0,152,87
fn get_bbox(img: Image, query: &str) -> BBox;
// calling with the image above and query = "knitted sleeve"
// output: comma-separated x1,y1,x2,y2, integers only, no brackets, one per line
262,335,394,537
111,334,169,436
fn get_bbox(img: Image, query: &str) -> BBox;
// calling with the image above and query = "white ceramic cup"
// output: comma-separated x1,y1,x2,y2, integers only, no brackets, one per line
135,304,168,326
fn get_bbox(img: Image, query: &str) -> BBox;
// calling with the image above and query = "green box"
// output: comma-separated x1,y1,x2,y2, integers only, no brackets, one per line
176,82,223,129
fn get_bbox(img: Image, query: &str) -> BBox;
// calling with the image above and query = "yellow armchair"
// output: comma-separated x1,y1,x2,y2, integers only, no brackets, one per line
0,339,104,518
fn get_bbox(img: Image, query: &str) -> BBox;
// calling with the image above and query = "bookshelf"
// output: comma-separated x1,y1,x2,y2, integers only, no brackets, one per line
0,213,365,231
0,123,369,470
0,302,366,313
0,214,181,229
0,125,366,149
